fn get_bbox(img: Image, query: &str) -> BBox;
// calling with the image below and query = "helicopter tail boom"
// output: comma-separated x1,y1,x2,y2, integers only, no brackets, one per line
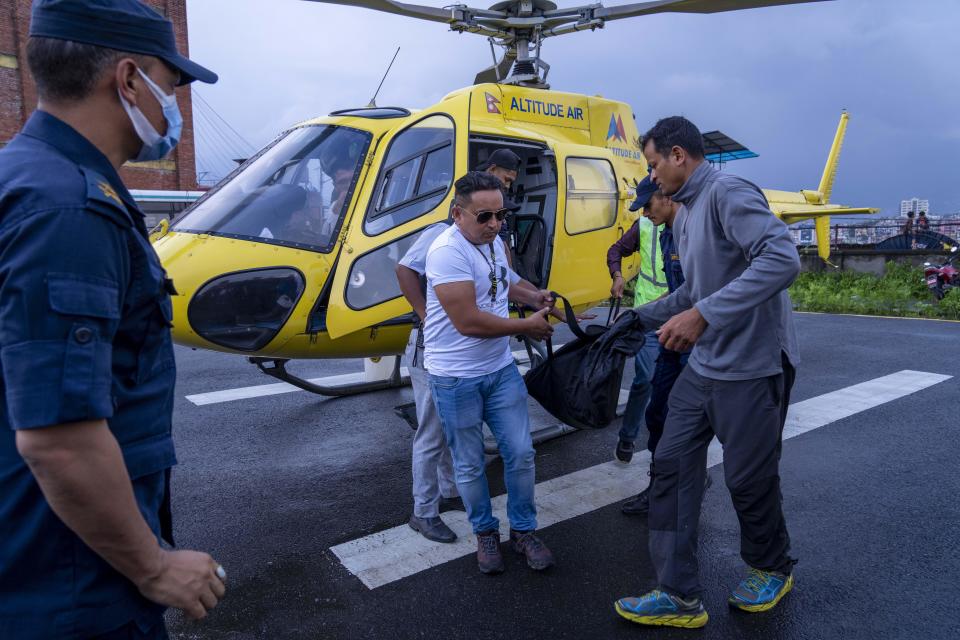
766,111,878,262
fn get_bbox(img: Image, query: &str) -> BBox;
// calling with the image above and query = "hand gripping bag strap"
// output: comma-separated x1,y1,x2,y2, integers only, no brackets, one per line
605,297,622,327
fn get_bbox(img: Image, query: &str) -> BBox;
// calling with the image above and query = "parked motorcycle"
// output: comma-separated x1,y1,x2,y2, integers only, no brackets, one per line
924,246,959,300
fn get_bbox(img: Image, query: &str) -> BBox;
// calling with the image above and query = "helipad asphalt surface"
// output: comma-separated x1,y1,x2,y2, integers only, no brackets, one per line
164,313,960,640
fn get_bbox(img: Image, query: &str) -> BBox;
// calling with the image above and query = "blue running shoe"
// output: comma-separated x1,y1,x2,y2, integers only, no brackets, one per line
728,568,794,612
615,590,709,628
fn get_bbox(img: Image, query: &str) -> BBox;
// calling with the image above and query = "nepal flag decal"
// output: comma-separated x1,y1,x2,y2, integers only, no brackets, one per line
485,92,501,114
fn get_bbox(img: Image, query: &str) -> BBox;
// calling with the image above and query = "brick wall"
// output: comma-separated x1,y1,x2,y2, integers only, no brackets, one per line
0,0,198,190
0,0,25,145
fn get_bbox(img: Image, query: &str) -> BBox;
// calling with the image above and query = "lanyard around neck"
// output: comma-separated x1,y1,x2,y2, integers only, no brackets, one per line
472,241,498,303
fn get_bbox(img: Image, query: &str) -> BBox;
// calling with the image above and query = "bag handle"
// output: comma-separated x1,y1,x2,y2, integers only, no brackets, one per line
517,293,583,363
606,297,622,327
549,291,589,341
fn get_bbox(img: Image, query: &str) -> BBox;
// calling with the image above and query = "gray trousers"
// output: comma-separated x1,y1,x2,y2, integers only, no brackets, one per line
648,353,796,598
405,330,458,518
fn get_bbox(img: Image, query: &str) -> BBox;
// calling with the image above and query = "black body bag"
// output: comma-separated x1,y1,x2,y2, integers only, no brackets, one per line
523,296,649,430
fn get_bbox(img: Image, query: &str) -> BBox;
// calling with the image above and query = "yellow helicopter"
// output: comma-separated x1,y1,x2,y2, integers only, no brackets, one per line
152,0,876,396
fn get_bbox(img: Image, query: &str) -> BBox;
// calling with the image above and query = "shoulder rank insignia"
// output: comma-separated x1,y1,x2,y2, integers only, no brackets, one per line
83,168,133,227
97,181,123,206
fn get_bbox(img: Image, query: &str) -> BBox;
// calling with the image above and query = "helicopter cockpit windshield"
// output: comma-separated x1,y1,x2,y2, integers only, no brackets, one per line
173,125,372,252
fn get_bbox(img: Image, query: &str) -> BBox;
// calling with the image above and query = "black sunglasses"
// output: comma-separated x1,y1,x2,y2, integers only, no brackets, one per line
462,207,509,224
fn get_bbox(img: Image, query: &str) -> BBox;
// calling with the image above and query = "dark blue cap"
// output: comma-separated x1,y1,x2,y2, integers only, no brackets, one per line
629,175,658,212
479,148,521,173
30,0,217,85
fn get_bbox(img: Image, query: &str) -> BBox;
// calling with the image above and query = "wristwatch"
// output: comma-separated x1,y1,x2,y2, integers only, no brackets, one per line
612,271,622,279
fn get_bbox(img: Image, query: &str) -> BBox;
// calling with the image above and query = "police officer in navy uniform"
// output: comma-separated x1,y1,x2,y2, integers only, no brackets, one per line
0,2,223,638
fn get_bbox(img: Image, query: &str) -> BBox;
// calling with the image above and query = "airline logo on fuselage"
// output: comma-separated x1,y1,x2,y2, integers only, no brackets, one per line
508,96,585,121
494,89,591,130
607,114,627,143
605,113,643,161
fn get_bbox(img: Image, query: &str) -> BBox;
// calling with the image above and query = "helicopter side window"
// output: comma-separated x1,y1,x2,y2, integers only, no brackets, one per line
378,156,423,211
364,115,455,236
564,157,618,235
345,228,429,310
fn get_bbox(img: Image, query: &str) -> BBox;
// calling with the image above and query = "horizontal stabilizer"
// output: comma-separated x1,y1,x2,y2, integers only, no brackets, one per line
776,205,879,223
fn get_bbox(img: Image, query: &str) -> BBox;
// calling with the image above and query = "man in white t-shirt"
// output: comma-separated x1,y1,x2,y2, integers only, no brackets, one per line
395,221,461,544
424,171,555,575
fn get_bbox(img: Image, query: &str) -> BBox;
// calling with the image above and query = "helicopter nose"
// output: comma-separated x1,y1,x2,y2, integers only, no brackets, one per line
153,232,322,354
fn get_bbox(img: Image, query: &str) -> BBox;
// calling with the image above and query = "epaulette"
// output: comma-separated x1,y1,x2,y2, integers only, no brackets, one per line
82,167,134,228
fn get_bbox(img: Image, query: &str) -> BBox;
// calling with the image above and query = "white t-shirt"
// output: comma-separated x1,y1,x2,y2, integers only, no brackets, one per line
399,222,448,276
424,225,521,378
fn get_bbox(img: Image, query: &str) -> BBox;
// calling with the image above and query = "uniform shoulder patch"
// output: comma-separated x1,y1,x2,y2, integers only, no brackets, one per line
82,168,133,227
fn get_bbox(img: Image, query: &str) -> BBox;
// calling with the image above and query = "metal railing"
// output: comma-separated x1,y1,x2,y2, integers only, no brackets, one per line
791,219,960,249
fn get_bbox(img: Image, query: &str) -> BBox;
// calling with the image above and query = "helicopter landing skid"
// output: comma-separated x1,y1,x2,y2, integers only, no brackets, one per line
481,392,630,456
249,356,410,397
483,421,577,456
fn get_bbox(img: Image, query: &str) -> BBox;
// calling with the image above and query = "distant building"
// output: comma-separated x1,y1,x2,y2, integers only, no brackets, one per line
901,197,930,216
0,0,199,191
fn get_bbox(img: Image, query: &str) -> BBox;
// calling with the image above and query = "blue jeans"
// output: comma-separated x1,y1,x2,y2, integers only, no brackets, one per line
644,347,690,454
429,364,537,534
618,329,660,444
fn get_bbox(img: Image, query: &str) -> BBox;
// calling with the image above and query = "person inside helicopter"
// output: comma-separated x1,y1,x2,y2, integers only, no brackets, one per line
175,125,370,251
279,143,360,243
477,148,523,245
321,144,358,221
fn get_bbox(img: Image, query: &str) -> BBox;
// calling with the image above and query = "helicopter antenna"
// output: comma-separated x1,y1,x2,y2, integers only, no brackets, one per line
367,46,400,108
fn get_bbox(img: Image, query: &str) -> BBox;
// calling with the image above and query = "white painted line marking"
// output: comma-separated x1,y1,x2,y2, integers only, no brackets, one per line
185,371,409,406
330,369,952,590
185,346,565,406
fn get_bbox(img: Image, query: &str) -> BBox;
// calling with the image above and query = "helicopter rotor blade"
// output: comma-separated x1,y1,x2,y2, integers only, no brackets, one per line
299,0,475,24
594,0,833,22
301,0,833,87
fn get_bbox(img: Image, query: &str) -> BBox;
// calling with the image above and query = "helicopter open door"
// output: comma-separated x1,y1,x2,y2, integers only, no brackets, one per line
470,137,558,288
322,94,471,340
550,143,630,305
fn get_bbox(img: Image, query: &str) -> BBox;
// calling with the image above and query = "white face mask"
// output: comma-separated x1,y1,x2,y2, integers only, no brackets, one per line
118,68,183,162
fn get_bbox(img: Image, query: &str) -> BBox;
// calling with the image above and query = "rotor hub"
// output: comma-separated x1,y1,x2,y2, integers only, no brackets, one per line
487,0,558,13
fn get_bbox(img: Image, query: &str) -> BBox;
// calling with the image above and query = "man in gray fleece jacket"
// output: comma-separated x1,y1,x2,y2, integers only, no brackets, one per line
614,116,800,629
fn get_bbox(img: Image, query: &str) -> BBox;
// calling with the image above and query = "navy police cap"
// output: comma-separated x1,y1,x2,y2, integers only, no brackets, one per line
629,175,658,212
30,0,217,85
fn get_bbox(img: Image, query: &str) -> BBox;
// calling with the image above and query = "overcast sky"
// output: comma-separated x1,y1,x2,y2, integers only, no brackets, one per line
185,0,959,216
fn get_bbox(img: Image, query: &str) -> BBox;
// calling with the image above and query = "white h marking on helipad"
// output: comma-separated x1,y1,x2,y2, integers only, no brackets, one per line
329,369,952,590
